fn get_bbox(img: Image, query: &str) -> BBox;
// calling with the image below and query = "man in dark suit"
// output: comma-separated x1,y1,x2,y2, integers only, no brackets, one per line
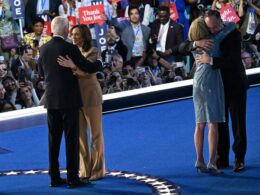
149,5,184,63
179,10,249,172
25,0,61,32
38,16,102,188
101,25,128,65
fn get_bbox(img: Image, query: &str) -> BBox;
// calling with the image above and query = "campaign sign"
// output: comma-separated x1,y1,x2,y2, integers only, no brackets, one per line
68,16,77,29
9,0,25,19
79,5,105,25
43,21,51,36
220,4,240,23
170,3,179,21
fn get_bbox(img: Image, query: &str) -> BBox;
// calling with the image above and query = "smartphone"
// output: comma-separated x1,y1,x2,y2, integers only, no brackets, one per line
33,39,39,47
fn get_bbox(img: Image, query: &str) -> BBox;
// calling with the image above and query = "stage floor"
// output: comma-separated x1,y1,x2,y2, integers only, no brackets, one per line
1,87,260,194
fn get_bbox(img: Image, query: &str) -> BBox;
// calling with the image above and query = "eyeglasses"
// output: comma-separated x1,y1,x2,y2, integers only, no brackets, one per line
242,56,251,60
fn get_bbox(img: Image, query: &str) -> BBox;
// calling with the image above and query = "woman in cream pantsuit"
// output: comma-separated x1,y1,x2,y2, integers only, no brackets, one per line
58,24,105,181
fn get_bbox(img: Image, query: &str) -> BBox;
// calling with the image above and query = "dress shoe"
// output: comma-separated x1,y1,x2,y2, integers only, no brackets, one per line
67,178,89,188
50,178,67,187
80,177,91,184
216,159,229,169
233,159,245,172
195,161,208,173
207,163,223,175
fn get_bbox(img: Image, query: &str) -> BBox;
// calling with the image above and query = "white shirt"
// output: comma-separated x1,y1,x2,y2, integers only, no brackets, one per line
131,23,144,56
36,0,50,15
58,1,82,19
124,4,152,26
156,20,170,52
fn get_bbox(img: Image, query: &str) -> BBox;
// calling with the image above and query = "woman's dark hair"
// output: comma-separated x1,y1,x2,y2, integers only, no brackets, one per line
32,17,45,26
128,5,140,16
71,24,92,52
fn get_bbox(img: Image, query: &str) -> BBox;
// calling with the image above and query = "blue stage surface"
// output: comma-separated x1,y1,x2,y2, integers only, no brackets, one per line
0,86,260,194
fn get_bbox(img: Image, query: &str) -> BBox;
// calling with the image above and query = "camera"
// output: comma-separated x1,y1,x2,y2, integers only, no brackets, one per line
122,68,129,76
18,68,26,83
96,72,104,80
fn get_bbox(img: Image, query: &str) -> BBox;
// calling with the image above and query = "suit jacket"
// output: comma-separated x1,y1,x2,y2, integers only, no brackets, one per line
178,29,249,97
101,39,128,62
149,19,184,56
111,18,150,61
38,36,102,109
25,0,61,32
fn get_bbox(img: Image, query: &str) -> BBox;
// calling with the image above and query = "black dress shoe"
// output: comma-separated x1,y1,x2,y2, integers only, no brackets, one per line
50,178,67,187
234,159,245,172
67,178,89,188
80,177,91,184
216,159,229,169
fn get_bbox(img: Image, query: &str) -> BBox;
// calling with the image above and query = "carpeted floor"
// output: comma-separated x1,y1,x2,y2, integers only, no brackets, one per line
0,86,260,194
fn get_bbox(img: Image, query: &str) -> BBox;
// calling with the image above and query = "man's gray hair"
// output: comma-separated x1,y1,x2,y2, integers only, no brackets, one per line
51,16,69,35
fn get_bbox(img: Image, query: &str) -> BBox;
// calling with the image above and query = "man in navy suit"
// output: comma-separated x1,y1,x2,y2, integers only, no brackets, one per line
149,6,184,63
38,16,102,188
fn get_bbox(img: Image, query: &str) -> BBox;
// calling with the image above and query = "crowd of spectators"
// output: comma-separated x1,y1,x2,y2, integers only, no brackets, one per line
0,0,260,113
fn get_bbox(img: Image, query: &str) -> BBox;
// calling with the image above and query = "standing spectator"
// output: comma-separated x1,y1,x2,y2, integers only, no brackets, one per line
58,0,82,21
11,45,35,82
81,0,113,46
101,25,128,64
25,0,61,32
23,17,51,59
149,6,184,64
240,0,260,38
124,0,153,26
253,23,260,51
111,3,150,67
58,24,106,181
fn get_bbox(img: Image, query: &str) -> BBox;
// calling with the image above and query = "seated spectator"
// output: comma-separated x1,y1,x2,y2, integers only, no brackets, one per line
23,17,51,59
0,82,16,113
11,45,35,82
212,0,229,11
16,81,40,109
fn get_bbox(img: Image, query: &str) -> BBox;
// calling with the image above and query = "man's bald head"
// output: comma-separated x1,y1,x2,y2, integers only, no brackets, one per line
51,16,69,38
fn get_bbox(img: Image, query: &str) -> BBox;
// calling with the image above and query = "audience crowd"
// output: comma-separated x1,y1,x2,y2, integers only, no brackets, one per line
0,0,260,113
